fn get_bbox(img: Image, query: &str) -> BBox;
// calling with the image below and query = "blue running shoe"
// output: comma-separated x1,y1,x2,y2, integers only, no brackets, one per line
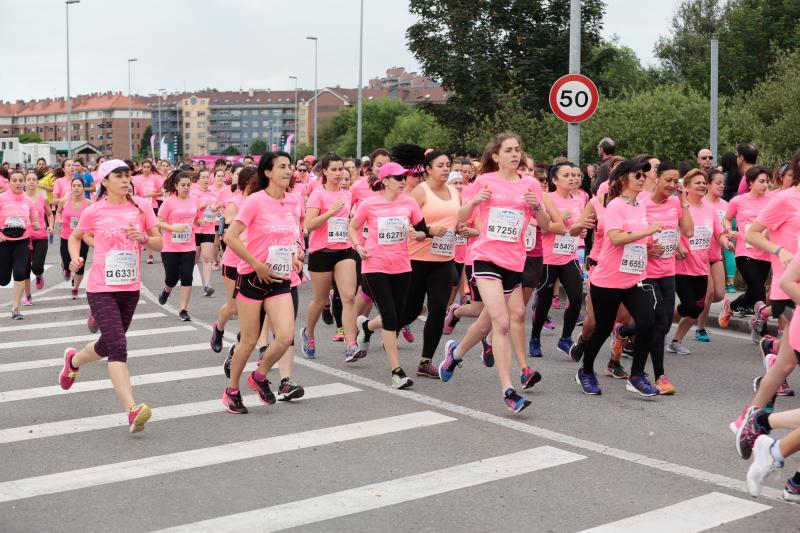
480,336,494,367
300,326,316,359
556,337,574,358
504,388,531,414
575,369,601,395
626,374,659,397
529,337,543,358
520,367,542,389
439,340,462,382
694,328,710,342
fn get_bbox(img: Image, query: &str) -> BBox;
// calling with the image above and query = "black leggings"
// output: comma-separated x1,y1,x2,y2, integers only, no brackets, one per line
161,251,196,288
675,274,708,319
332,281,343,328
731,256,771,311
531,260,583,340
399,260,456,359
0,238,30,284
583,283,657,376
26,238,48,278
362,272,411,332
60,237,89,276
645,276,675,378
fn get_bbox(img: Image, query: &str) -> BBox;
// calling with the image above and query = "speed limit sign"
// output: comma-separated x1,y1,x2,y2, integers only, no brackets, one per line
549,74,599,123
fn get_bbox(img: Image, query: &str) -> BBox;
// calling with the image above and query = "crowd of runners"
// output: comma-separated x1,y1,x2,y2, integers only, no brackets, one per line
0,133,797,503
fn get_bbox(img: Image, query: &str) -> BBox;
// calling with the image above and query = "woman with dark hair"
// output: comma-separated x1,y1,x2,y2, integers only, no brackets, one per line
592,155,624,196
22,170,53,303
56,176,90,299
720,152,740,202
0,170,39,319
191,168,221,296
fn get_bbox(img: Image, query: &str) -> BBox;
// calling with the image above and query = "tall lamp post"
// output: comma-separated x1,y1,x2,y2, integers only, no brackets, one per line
289,75,298,161
356,0,364,159
65,0,80,159
127,58,138,159
157,88,165,160
306,36,318,158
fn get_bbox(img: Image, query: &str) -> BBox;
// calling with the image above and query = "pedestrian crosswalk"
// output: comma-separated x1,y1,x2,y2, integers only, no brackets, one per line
0,284,779,531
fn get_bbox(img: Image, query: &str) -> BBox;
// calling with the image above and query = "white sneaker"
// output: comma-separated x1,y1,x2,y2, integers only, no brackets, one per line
666,341,691,355
747,435,782,497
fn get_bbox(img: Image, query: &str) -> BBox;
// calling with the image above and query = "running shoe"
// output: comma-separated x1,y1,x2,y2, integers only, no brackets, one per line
11,310,22,320
528,337,543,358
22,295,32,306
222,388,248,414
753,375,763,393
158,288,171,305
777,380,795,397
747,435,782,497
278,378,305,401
35,275,44,290
569,336,586,362
333,327,345,341
62,268,71,281
759,336,776,359
401,325,414,343
392,367,413,389
145,255,153,264
178,309,191,322
211,261,220,271
203,285,215,297
246,371,276,405
694,328,710,342
128,403,152,433
356,315,371,355
504,388,531,414
87,313,98,333
626,374,659,397
750,301,767,344
556,337,574,358
520,367,542,389
725,283,736,294
543,316,556,330
784,476,800,503
321,304,334,326
417,360,440,379
223,345,234,378
605,360,628,379
443,303,460,334
344,344,361,363
71,289,78,300
575,369,601,395
666,340,691,355
552,295,561,309
210,321,225,353
736,406,768,460
58,348,79,390
300,326,316,359
609,322,625,358
480,336,494,368
718,297,733,328
655,374,676,395
622,340,635,359
575,313,586,327
439,340,462,382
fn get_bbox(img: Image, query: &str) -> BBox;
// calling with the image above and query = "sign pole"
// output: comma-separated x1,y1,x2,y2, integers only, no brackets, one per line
567,0,581,166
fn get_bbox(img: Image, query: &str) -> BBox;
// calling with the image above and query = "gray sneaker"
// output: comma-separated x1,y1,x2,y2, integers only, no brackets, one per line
666,341,691,355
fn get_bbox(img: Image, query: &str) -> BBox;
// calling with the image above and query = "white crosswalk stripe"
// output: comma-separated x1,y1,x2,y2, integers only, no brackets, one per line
0,325,194,350
11,300,146,316
0,312,164,333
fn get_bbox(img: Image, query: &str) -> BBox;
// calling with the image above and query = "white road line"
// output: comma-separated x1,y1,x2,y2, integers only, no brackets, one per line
154,446,585,532
0,411,455,503
0,362,247,403
576,492,770,533
0,383,361,444
11,300,145,317
19,294,95,304
0,342,223,374
0,325,194,351
192,265,203,286
0,312,164,333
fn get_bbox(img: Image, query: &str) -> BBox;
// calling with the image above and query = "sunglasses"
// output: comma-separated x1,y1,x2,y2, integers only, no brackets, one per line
633,171,646,180
298,169,308,172
699,156,713,160
389,175,407,181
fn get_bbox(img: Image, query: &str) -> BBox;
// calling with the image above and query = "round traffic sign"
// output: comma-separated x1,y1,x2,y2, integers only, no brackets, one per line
549,74,599,123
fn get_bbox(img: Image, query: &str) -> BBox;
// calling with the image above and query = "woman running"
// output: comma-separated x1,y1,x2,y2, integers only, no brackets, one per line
302,153,360,361
23,170,53,304
719,166,773,326
56,176,90,299
349,161,427,389
0,170,38,319
211,168,230,268
439,132,552,413
58,159,161,433
156,171,201,321
191,168,221,297
132,159,162,264
221,151,299,414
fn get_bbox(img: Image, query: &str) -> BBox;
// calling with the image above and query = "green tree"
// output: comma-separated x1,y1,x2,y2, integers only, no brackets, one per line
19,132,43,144
249,139,268,154
138,126,153,158
383,110,453,151
293,143,314,160
319,98,412,156
584,38,650,99
222,145,241,155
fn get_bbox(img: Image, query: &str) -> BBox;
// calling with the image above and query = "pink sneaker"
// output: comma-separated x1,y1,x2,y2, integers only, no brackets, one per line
552,296,561,309
777,380,795,397
128,403,152,433
22,295,33,306
401,325,414,343
730,405,754,433
87,313,98,333
35,275,44,290
71,289,79,300
443,304,460,335
58,348,79,390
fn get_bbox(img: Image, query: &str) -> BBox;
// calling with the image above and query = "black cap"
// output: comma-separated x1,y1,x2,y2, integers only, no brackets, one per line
612,159,651,180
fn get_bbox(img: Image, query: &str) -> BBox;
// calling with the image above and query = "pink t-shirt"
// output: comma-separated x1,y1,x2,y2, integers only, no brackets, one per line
704,196,729,263
158,195,200,253
306,186,353,253
352,194,424,275
349,176,378,213
589,197,649,289
757,187,800,300
542,190,585,266
133,174,161,208
468,172,541,273
738,174,750,195
60,197,89,240
190,187,220,235
642,194,682,279
726,193,771,261
283,190,306,288
588,196,606,262
221,193,246,269
27,192,49,241
78,197,158,293
52,177,72,200
675,200,723,276
0,190,35,241
234,190,300,277
789,250,800,352
596,180,609,197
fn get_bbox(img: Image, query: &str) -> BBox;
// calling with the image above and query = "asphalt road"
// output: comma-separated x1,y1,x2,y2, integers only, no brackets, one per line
0,245,797,532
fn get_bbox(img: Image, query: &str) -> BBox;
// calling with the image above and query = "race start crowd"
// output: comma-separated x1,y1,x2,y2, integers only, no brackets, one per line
0,133,797,503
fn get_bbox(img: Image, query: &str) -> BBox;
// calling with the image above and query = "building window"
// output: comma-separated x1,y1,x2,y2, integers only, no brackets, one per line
197,111,206,117
185,133,191,139
184,111,191,118
185,122,190,129
231,121,240,128
242,121,249,128
262,121,269,127
231,110,241,117
198,122,206,128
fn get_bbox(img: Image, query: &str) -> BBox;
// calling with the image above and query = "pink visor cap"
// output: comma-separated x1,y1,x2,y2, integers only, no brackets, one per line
97,159,130,181
377,162,408,182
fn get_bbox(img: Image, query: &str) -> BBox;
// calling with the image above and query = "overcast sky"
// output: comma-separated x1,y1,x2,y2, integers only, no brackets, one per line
3,0,678,102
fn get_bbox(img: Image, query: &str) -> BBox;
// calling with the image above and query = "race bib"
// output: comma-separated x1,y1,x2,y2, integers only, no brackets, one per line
716,210,725,224
657,229,678,258
327,217,348,244
619,243,647,274
431,229,455,257
524,224,537,251
744,223,758,249
105,250,138,285
553,233,577,255
377,216,407,245
690,226,712,251
70,216,80,230
4,216,24,229
203,206,218,223
171,225,191,243
486,208,523,242
454,233,468,246
266,245,292,278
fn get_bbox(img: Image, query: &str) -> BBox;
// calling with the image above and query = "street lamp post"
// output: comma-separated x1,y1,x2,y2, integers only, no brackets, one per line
289,76,298,161
127,58,138,160
157,88,165,160
65,0,80,160
306,36,318,158
356,0,364,159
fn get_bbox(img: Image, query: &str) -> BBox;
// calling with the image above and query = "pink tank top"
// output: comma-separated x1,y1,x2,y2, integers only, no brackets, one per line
408,182,460,262
61,197,88,239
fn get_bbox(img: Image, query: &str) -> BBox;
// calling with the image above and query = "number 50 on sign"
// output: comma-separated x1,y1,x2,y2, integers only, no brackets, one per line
548,74,599,123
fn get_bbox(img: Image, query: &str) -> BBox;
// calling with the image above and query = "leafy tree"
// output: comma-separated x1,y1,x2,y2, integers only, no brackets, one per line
293,143,315,160
319,98,412,156
19,132,43,144
584,38,650,99
384,110,453,151
138,126,153,158
249,139,267,154
222,145,241,155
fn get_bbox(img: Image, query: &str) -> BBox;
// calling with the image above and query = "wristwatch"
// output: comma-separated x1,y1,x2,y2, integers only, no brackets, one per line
774,246,783,256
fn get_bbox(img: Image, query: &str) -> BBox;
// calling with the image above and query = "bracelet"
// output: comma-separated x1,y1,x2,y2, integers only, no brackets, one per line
682,203,690,208
774,246,783,256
